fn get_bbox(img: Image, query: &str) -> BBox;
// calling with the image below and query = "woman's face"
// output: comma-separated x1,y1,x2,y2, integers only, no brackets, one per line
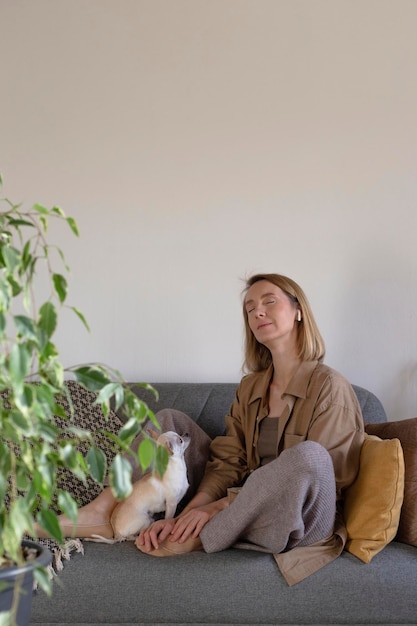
244,280,299,349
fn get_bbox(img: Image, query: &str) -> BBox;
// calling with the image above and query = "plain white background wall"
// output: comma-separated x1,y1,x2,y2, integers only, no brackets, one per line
1,0,417,420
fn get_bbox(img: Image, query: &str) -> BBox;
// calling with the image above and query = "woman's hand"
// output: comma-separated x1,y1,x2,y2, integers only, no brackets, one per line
170,498,229,544
135,497,229,551
169,506,211,543
135,518,176,552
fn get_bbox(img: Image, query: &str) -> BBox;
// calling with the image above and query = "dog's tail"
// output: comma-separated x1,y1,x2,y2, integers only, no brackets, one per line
86,534,121,544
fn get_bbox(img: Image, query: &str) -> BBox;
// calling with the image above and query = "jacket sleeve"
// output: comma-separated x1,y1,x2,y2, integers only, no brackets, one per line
306,373,364,500
197,385,251,501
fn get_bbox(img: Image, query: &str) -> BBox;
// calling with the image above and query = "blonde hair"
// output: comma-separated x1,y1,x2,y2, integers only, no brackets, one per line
242,273,325,373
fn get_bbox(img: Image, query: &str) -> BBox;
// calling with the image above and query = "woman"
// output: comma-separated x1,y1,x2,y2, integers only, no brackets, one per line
136,273,364,584
42,274,364,584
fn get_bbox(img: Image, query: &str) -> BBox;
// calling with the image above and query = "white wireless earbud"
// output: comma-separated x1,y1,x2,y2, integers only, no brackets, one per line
297,310,302,322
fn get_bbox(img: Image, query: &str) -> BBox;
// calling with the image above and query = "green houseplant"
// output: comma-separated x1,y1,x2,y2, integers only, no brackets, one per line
0,175,167,625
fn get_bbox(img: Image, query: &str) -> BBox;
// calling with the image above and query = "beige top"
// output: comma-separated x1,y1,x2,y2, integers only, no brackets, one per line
258,417,279,465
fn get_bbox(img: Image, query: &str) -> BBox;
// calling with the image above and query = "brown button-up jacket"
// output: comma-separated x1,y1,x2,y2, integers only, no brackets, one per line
198,360,365,584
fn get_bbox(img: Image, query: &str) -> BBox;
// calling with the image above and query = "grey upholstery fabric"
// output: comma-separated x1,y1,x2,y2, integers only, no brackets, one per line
121,382,239,438
121,382,388,433
31,541,417,625
31,382,416,626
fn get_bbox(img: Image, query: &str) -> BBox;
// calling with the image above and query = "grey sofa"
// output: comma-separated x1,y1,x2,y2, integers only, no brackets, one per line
30,382,417,626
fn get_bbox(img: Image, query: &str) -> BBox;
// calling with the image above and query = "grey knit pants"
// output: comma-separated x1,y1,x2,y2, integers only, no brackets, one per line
200,440,336,555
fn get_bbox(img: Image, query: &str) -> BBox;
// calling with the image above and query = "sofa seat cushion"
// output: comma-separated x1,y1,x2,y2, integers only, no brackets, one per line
30,541,417,625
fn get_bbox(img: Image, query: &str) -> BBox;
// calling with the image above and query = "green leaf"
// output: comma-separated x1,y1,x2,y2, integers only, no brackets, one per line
133,382,159,401
155,444,169,477
33,464,55,499
14,314,37,339
38,421,60,442
7,274,22,297
73,366,111,391
40,215,48,232
33,203,50,215
2,245,20,273
37,509,64,544
34,565,53,596
7,217,34,228
66,216,79,236
38,301,57,342
39,339,59,360
95,383,124,416
145,408,160,429
86,446,107,484
109,454,132,500
40,356,64,388
122,392,153,424
34,383,60,413
64,425,91,441
138,438,155,472
14,384,34,413
117,417,142,443
70,306,90,332
0,281,11,312
51,206,65,217
9,343,31,382
3,500,33,560
0,473,8,504
58,443,88,481
52,273,67,304
21,240,32,269
57,490,78,523
56,246,70,272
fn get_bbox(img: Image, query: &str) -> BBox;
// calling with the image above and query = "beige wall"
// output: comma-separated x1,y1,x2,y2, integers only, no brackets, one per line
1,0,417,419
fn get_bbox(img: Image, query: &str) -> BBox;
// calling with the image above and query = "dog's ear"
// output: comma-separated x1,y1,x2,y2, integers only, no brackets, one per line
165,440,174,456
146,428,160,442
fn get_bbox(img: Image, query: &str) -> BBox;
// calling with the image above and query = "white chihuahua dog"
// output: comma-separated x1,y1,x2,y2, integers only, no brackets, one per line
92,429,190,543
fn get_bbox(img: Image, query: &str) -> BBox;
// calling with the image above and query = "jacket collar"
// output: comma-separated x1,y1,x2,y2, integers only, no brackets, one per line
248,360,319,405
285,360,319,399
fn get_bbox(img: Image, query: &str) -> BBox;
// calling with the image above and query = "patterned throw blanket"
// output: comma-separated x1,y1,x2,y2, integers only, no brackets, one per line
24,381,125,577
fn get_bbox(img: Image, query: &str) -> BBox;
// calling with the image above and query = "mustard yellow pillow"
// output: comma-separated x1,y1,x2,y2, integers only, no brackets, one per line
365,418,417,547
344,434,405,563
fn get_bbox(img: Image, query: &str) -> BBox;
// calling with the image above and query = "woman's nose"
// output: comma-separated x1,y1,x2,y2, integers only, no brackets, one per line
255,307,265,318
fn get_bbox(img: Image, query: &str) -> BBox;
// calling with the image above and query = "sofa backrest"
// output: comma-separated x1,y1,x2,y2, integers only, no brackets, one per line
125,382,387,438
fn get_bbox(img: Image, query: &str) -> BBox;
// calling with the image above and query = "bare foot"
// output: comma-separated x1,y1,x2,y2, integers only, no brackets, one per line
36,488,117,540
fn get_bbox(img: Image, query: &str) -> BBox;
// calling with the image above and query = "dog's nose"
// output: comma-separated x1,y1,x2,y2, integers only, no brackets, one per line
179,433,189,444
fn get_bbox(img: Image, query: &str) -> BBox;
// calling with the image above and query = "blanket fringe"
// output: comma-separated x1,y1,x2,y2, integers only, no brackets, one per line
33,538,84,590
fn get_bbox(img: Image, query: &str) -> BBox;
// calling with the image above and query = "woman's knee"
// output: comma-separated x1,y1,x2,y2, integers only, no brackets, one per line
285,440,334,476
